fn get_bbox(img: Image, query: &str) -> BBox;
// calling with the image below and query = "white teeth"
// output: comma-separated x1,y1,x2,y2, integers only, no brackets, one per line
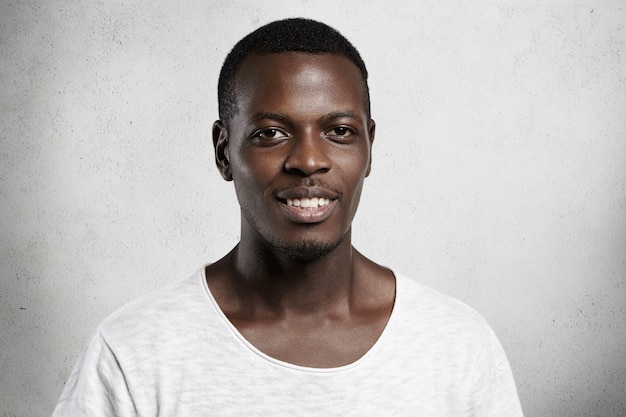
286,197,331,209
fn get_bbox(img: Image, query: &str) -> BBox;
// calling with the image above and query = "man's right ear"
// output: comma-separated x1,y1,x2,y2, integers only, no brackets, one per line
212,120,233,181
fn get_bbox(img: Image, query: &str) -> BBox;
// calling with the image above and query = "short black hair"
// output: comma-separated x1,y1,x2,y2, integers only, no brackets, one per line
217,18,370,126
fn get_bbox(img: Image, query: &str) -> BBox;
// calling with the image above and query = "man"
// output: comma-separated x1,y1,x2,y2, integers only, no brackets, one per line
54,18,523,416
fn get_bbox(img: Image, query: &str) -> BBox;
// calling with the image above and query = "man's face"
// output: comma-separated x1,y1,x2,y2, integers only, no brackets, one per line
215,52,375,261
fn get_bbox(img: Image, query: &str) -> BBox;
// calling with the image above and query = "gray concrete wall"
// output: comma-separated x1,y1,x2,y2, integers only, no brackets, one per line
1,1,625,415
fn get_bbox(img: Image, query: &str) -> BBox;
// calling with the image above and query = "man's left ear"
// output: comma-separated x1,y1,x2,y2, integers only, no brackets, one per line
366,119,376,177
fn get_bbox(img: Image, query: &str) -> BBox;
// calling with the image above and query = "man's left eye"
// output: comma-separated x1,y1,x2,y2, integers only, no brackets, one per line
327,127,353,137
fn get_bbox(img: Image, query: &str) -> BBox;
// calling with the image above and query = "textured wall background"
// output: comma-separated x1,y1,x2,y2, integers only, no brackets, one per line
1,1,625,416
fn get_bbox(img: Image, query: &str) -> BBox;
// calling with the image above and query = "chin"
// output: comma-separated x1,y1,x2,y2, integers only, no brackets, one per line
271,235,345,263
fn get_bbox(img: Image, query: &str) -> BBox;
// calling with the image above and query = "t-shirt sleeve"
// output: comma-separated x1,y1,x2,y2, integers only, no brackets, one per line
52,330,137,417
468,329,524,417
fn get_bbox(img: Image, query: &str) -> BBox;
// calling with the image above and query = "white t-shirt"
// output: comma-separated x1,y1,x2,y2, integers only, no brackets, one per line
53,268,524,416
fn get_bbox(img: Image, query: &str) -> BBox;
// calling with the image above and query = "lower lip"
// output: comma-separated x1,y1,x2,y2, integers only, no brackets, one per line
279,200,337,224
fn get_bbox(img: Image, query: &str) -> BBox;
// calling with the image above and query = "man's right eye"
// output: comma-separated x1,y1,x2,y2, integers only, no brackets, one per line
252,128,288,141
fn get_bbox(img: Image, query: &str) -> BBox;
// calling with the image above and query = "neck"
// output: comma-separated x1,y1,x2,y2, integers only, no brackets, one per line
230,229,356,314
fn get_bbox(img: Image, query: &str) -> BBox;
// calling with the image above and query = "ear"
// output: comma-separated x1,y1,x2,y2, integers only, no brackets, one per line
212,120,232,181
365,119,376,177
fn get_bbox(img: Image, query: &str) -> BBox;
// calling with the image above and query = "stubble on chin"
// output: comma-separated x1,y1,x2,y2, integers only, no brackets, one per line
270,233,346,263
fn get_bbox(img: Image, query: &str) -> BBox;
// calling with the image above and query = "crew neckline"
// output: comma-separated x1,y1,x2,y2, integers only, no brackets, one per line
200,266,401,373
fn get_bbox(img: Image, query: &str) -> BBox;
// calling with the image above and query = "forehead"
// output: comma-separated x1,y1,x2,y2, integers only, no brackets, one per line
233,52,367,116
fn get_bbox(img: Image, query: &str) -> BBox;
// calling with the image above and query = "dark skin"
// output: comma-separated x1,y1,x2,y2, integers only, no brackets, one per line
209,52,395,368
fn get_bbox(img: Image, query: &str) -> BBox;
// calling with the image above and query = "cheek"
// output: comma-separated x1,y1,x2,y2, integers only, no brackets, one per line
230,151,279,200
336,148,371,180
230,145,261,183
334,153,369,208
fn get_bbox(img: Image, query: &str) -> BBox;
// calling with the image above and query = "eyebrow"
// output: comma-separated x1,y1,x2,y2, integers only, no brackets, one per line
250,112,289,122
321,111,363,124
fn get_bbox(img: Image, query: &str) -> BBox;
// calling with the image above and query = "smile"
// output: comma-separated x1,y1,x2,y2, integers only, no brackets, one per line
286,197,332,209
279,197,337,224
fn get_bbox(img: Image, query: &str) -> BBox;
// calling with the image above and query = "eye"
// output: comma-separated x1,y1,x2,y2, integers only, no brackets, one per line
252,128,289,143
326,126,355,141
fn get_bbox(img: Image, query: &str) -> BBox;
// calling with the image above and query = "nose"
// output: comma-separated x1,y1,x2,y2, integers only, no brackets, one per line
283,131,331,176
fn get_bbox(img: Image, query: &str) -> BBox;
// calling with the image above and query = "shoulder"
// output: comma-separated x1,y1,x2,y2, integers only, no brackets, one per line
380,272,510,386
391,273,494,347
382,274,524,416
395,273,488,323
96,268,211,346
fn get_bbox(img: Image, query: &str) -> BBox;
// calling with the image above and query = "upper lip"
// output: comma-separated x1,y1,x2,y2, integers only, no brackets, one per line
275,186,341,202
